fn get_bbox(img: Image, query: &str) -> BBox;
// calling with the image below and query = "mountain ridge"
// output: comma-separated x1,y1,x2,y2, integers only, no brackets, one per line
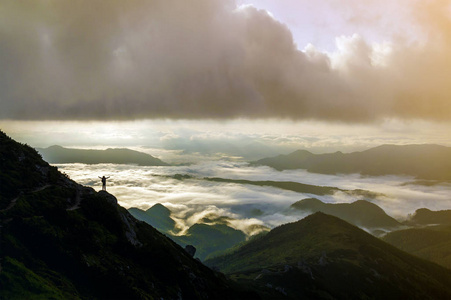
37,145,169,166
290,198,401,234
252,144,451,180
406,208,451,226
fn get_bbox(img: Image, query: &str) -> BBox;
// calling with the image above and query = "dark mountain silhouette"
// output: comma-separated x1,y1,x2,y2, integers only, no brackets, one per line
406,208,451,226
37,145,169,166
383,225,451,270
0,131,256,299
253,144,451,180
290,198,401,234
206,213,451,299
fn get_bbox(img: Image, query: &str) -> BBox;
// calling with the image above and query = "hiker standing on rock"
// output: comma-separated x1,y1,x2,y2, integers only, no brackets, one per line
99,176,110,191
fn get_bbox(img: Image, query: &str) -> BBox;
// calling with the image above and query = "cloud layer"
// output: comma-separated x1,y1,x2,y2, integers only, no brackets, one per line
1,0,451,122
57,161,451,232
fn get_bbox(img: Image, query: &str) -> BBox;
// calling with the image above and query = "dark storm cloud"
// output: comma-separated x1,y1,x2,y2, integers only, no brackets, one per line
1,0,451,122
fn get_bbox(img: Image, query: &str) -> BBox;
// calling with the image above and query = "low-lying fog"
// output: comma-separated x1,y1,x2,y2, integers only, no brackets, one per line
57,161,451,234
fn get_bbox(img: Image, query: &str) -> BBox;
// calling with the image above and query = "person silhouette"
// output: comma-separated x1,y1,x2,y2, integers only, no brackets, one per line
99,176,110,191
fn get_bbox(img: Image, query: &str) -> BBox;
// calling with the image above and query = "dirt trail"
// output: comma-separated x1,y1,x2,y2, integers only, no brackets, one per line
0,184,52,212
1,183,83,213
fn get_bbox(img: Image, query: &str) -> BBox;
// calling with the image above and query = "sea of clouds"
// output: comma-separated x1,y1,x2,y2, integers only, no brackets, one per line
57,161,451,234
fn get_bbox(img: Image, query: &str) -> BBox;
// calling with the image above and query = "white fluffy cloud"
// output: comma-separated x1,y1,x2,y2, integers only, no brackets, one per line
1,0,451,122
57,161,451,229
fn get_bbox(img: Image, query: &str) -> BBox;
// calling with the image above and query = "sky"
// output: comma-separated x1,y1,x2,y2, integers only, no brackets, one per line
1,0,451,149
236,0,423,52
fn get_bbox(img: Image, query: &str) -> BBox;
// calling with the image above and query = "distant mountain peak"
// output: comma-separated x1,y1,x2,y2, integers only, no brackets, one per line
147,203,171,215
291,198,400,232
291,149,314,155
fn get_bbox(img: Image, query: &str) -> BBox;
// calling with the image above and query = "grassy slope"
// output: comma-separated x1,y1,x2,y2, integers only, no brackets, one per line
383,226,451,270
206,213,451,299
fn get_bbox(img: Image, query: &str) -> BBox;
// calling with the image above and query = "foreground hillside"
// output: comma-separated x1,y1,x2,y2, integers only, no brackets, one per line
206,213,451,299
0,131,255,299
37,145,169,166
253,144,451,180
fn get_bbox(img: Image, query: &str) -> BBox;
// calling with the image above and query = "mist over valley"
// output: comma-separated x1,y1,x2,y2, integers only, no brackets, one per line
55,152,451,235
